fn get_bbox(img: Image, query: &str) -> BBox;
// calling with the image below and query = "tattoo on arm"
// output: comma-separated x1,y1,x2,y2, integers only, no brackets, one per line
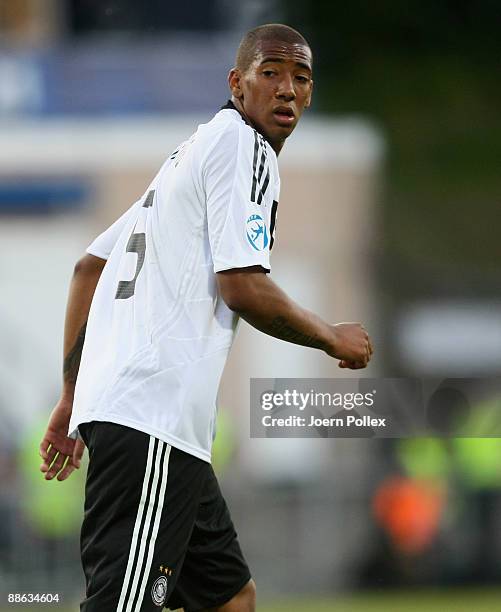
63,322,87,384
269,316,327,350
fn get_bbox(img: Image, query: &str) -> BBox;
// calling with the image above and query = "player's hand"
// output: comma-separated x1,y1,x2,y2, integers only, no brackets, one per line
39,399,85,481
338,359,368,369
326,322,373,369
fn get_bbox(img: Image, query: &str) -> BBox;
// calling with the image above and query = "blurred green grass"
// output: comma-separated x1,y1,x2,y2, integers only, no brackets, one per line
3,589,501,611
260,589,501,612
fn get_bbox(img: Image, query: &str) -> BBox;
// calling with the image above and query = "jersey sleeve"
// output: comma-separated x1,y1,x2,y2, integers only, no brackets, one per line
203,123,271,273
86,200,139,260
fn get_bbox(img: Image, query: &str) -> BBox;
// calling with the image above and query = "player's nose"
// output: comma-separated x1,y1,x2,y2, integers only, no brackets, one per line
276,74,295,101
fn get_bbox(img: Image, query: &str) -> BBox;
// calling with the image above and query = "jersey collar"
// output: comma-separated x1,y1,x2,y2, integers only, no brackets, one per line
220,100,272,148
220,99,247,122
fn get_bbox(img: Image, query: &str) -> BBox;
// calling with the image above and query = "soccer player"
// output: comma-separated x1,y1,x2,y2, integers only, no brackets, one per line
40,23,373,612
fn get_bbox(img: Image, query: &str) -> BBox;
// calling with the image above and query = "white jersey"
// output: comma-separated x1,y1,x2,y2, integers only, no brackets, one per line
68,104,280,462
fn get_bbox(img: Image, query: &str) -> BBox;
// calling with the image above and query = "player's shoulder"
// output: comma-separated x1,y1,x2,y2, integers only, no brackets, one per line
209,108,276,166
200,108,254,144
195,107,256,164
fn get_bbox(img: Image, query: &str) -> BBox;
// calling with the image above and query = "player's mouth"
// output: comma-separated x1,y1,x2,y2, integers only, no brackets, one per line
272,106,295,127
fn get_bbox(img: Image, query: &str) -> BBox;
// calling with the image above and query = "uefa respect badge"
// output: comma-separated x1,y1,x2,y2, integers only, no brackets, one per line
246,214,269,251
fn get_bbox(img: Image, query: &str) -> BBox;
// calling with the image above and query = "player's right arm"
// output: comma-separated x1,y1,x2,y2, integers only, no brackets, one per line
205,121,372,369
217,267,372,368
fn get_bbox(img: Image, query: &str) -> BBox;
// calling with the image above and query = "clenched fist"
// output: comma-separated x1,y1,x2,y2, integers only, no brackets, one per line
326,322,373,369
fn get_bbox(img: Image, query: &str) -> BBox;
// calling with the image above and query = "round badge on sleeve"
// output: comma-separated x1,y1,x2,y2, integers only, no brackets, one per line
151,575,168,607
246,214,269,251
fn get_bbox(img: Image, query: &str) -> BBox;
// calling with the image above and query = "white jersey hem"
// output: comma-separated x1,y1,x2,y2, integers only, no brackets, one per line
69,414,211,463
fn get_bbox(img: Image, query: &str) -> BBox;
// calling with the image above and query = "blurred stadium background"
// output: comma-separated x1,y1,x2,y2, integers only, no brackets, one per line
1,1,501,610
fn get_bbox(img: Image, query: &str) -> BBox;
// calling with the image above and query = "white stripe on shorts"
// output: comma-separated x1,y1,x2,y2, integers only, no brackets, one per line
116,437,171,612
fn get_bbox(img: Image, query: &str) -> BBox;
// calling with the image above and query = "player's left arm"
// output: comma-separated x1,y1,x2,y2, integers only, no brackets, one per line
39,253,106,481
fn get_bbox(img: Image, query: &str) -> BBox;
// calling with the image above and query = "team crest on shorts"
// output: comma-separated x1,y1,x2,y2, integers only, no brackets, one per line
246,214,269,251
151,575,168,607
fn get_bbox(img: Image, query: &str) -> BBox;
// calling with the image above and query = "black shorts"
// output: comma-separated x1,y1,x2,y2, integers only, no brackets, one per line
79,421,251,611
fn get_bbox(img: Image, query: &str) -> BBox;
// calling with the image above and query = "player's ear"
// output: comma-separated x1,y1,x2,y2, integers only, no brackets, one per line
228,68,243,98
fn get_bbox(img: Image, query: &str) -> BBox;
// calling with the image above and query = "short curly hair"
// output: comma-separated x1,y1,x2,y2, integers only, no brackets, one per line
235,24,311,72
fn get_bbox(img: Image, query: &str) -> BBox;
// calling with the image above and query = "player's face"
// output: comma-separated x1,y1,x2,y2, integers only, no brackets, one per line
229,40,313,153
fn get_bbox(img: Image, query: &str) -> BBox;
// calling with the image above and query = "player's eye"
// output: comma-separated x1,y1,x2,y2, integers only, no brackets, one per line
262,70,276,77
295,75,309,83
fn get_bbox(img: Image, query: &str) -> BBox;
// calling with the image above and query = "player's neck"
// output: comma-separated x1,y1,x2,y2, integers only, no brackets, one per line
229,97,284,155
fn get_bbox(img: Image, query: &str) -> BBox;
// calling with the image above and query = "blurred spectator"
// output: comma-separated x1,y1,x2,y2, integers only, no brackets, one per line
0,0,61,46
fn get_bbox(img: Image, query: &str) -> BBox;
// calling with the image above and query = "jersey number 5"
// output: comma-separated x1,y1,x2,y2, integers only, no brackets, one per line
115,190,154,300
